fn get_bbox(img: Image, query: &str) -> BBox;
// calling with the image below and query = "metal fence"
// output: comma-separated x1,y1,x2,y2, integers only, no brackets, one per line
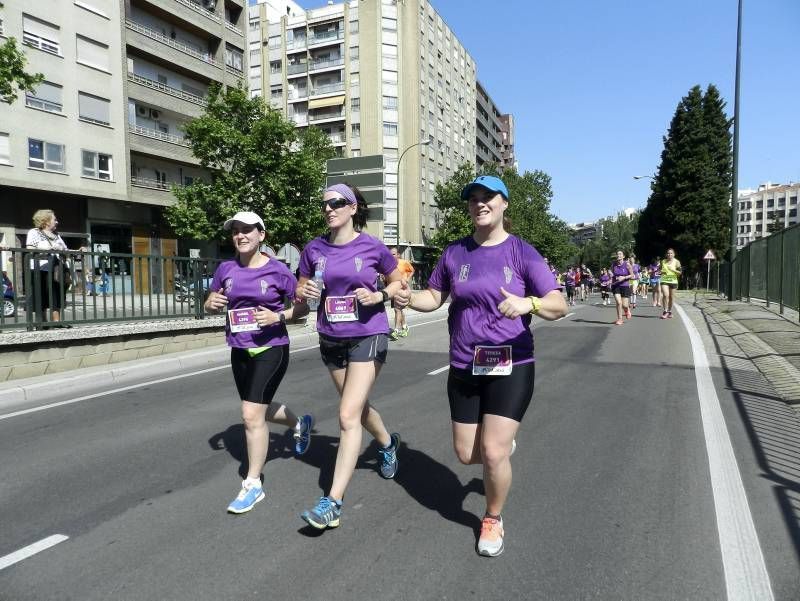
0,248,222,331
717,223,800,318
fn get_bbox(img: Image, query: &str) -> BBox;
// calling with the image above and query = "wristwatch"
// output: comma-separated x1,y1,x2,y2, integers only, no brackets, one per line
380,290,389,303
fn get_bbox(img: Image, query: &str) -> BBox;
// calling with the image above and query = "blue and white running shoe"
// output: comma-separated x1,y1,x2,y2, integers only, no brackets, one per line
227,482,265,514
294,414,314,456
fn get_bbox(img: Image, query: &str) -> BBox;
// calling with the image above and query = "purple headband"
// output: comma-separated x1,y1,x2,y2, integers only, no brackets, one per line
324,184,358,206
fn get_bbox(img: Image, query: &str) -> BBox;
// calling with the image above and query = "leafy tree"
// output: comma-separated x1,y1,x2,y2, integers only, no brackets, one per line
428,162,575,265
0,37,44,104
165,85,334,245
577,211,639,272
635,84,732,276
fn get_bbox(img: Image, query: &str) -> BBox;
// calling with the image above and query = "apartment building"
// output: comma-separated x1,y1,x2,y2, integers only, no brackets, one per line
475,80,504,168
248,0,482,247
498,113,516,170
735,181,800,248
0,0,246,257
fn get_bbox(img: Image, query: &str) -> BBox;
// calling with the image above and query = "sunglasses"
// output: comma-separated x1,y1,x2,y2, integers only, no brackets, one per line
321,197,353,210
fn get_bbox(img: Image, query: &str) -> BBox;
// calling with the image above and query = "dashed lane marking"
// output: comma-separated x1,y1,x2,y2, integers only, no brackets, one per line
0,535,69,571
428,365,450,376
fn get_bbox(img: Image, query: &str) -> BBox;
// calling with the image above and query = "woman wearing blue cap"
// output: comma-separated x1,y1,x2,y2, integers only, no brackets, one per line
394,175,567,556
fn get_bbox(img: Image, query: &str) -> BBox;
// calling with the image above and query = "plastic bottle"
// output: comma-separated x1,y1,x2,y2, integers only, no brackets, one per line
307,270,324,311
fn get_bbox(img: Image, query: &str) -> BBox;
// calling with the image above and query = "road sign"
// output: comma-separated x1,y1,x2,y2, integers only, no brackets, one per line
703,250,716,261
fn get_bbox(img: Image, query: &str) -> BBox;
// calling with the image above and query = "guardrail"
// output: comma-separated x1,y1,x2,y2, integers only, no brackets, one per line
130,124,191,147
0,248,222,331
127,72,208,106
125,19,219,66
717,223,800,319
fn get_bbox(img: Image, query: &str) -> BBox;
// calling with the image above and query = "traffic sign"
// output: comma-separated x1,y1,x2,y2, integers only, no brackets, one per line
703,250,716,261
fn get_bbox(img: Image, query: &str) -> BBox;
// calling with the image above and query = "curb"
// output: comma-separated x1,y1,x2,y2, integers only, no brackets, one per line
0,305,449,410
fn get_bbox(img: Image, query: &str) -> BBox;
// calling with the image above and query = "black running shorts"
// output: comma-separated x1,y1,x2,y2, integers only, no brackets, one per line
447,362,535,424
319,333,389,369
611,286,631,298
230,345,289,403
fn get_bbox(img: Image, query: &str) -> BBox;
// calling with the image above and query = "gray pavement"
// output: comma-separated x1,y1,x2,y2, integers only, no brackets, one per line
1,296,799,599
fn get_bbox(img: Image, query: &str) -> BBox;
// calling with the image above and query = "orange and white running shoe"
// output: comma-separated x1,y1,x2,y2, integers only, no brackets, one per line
477,516,504,557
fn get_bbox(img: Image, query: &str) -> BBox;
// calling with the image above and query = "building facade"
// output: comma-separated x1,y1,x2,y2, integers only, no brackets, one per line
0,0,246,257
735,182,800,248
248,0,518,247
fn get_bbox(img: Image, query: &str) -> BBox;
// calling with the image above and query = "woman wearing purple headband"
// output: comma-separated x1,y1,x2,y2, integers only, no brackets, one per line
296,182,405,530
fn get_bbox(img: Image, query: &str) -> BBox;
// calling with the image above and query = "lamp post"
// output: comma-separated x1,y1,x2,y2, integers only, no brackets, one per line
728,0,743,301
632,175,654,181
396,137,432,255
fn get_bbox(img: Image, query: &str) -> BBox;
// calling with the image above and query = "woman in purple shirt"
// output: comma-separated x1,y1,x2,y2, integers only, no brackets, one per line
204,212,313,514
395,175,567,557
296,183,405,530
610,250,635,325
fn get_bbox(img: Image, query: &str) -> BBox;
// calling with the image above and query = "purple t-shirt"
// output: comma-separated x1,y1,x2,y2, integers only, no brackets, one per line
632,263,641,276
649,263,661,279
610,260,632,288
564,270,576,286
428,235,558,369
599,274,611,287
210,258,297,348
298,232,397,338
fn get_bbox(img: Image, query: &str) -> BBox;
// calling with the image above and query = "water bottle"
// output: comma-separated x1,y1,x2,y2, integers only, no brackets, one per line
307,270,324,311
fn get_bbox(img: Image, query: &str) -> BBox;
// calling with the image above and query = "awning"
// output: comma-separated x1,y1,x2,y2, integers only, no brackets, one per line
308,95,345,109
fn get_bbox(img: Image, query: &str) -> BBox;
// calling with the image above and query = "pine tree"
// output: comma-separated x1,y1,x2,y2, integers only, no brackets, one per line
635,85,732,278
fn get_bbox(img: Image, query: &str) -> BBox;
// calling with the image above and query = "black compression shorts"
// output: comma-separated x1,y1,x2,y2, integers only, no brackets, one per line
447,362,535,424
230,345,289,403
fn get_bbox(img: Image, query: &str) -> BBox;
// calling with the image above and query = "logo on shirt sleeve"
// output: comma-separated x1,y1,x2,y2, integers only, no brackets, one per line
354,257,363,272
458,264,470,282
315,256,327,273
223,277,233,295
260,280,268,296
503,266,513,284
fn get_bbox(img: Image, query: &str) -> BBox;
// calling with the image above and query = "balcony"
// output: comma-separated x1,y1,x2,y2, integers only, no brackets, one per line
130,124,190,146
129,125,200,165
125,20,216,64
174,0,221,23
328,132,346,145
126,20,222,81
130,176,182,206
308,109,344,124
309,56,343,73
308,29,344,47
286,39,307,53
311,81,345,96
287,63,308,76
127,72,207,114
287,89,309,102
225,21,244,37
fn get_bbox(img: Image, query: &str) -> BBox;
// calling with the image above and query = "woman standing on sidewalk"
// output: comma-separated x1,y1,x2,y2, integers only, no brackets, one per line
659,248,682,319
296,183,405,530
394,175,567,557
610,250,634,325
25,210,71,328
204,211,314,514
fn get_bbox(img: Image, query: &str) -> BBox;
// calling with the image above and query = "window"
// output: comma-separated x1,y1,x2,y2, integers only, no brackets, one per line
81,150,112,180
22,14,61,55
351,73,359,86
0,133,10,165
383,122,398,136
351,123,360,138
268,35,281,49
76,35,110,72
26,81,63,113
381,17,397,31
350,20,359,34
28,139,65,171
351,97,360,111
78,92,111,125
349,46,359,60
382,95,397,109
270,86,282,99
791,196,797,205
270,60,282,74
249,49,260,62
226,45,244,72
381,69,397,83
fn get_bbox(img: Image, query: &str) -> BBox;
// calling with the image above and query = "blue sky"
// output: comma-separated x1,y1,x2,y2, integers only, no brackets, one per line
278,1,800,224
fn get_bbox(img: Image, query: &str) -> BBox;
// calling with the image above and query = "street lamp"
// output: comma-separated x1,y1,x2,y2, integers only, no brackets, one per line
728,0,743,300
632,175,654,180
396,137,433,255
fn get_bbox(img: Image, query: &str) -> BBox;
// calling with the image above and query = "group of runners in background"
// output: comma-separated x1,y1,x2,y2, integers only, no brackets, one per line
549,250,682,324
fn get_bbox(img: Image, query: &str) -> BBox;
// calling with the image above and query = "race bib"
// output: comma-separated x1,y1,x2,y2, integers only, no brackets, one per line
325,295,359,322
228,307,260,333
472,345,513,376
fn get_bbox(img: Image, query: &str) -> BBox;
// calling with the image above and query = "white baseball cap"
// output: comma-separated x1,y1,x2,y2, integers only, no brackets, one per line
223,211,265,231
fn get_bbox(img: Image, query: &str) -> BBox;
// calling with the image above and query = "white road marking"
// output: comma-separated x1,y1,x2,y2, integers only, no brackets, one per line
674,304,774,601
0,535,69,571
428,365,450,376
556,312,575,321
0,315,451,421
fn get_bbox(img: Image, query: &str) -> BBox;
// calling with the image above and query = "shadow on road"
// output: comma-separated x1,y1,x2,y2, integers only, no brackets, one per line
209,427,484,539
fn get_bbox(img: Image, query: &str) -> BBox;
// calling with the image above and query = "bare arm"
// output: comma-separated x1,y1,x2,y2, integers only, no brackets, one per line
536,289,569,321
394,285,447,312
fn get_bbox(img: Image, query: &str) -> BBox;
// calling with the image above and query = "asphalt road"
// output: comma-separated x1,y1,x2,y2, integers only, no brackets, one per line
1,300,798,600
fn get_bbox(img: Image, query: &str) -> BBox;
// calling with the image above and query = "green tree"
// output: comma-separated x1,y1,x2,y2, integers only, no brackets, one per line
165,85,334,245
0,37,44,104
635,84,732,276
428,162,575,265
578,211,639,272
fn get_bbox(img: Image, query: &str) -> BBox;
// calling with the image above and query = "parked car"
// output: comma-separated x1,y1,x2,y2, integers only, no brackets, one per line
2,272,15,317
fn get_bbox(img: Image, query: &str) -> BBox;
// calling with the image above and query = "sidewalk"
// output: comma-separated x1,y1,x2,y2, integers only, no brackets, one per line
0,305,449,408
684,291,800,409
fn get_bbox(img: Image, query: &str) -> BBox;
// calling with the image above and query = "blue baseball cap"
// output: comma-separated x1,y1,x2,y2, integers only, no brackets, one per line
460,175,509,200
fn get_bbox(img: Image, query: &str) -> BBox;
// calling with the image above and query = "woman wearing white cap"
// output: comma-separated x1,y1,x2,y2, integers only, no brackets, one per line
204,211,314,514
296,183,405,530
